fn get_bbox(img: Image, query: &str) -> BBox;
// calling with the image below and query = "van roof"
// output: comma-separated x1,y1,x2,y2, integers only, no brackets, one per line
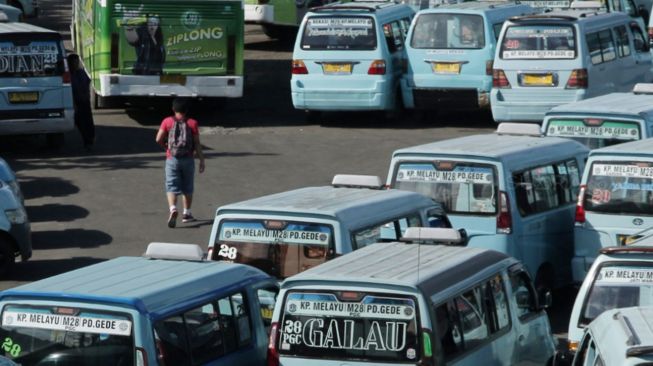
547,92,653,118
283,242,513,295
310,1,412,14
589,307,653,364
0,22,59,34
509,10,628,24
588,138,653,157
0,257,269,317
432,1,529,11
391,133,588,169
216,186,439,228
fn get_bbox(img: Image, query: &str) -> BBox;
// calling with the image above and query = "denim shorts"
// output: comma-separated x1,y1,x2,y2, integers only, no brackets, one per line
165,157,195,195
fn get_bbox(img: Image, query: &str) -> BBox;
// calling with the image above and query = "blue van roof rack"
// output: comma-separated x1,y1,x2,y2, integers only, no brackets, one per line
510,14,578,21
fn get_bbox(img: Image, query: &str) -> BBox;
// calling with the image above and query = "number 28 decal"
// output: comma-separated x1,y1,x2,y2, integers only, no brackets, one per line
218,244,238,260
2,337,21,357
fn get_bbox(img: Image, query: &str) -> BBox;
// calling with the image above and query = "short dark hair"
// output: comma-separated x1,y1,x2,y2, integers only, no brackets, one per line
172,98,189,114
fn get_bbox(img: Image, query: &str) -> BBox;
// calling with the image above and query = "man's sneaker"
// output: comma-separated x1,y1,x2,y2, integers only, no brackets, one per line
167,210,178,228
182,214,196,223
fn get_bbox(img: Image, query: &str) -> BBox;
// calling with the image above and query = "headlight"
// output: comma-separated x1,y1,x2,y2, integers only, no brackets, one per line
5,208,26,224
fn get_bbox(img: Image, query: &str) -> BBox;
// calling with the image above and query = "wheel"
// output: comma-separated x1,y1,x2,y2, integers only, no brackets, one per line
305,110,322,123
46,133,65,149
0,239,16,277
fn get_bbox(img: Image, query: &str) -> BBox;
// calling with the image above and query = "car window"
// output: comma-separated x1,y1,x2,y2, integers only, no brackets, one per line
501,25,576,59
411,13,485,49
509,270,537,320
301,16,377,51
614,25,631,57
630,23,648,52
0,34,66,77
587,29,616,65
353,214,422,247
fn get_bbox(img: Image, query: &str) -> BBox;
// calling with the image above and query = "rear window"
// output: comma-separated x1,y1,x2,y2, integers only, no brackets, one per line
546,119,641,149
583,161,653,216
393,161,497,215
500,25,576,59
411,13,485,49
278,291,419,362
0,33,65,77
301,16,377,50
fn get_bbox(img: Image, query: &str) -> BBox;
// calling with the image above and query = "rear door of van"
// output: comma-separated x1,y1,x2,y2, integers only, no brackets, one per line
0,32,70,124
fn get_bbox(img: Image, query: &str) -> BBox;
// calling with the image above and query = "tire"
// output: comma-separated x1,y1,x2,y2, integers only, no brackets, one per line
46,133,65,149
92,92,117,109
305,110,322,123
0,239,16,277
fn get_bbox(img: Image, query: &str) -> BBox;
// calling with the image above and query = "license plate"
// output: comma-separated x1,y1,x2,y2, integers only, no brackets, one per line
8,92,38,104
618,234,641,246
160,74,186,85
523,74,553,86
432,62,461,74
322,63,352,74
260,307,273,320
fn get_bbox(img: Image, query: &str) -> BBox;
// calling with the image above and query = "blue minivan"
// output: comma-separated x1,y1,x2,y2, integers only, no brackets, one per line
291,1,414,119
401,1,534,111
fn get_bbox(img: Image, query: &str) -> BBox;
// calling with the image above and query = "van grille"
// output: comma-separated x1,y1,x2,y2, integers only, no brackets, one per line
413,88,478,109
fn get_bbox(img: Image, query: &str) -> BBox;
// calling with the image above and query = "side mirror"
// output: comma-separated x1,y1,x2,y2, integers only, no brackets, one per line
538,288,553,309
458,228,468,245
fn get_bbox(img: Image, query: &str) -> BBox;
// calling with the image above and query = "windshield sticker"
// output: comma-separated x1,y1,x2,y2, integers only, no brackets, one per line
217,244,237,259
2,312,132,336
396,165,493,184
1,338,21,358
306,17,372,38
0,42,59,74
595,267,653,284
547,121,639,140
285,299,415,320
521,0,570,7
592,164,653,179
502,50,575,59
220,227,330,245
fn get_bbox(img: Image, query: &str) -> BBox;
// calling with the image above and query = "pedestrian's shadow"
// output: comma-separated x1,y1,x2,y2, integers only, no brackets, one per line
176,219,213,229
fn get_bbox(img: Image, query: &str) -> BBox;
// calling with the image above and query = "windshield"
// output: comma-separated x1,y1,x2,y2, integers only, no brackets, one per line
213,219,333,279
278,291,419,362
0,34,65,77
301,16,377,50
394,162,497,214
580,264,653,326
500,25,576,59
583,161,653,215
0,305,134,365
546,119,641,149
411,13,485,49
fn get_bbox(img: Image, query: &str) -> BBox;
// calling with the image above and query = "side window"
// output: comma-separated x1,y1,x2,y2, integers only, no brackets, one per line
154,292,253,365
384,23,397,53
566,159,581,199
555,161,572,204
257,287,279,333
456,287,489,350
630,23,648,52
587,32,603,65
509,270,537,320
399,18,411,41
391,21,405,50
514,161,576,216
488,274,510,331
575,336,603,366
586,30,615,64
514,170,536,216
614,25,631,57
353,214,421,247
492,23,503,41
427,208,451,228
624,0,637,16
530,165,559,212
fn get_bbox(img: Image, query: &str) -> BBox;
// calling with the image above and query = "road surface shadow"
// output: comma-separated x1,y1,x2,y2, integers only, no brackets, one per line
26,204,89,223
32,229,112,250
5,257,106,282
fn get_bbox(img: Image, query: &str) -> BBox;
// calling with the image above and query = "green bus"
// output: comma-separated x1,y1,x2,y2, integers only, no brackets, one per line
71,0,244,107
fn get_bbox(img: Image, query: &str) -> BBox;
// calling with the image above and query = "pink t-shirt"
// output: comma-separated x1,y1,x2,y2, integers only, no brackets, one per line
160,116,200,159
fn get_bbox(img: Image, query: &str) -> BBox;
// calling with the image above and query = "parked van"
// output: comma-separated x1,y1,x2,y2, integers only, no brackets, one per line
401,1,534,111
0,4,22,22
386,123,589,290
572,138,653,282
0,242,279,365
491,11,653,123
290,1,414,119
267,241,556,366
0,175,29,276
566,240,653,358
0,22,74,147
570,306,653,365
542,83,653,149
208,175,453,279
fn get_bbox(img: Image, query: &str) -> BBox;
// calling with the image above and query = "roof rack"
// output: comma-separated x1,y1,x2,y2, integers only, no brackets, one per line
496,122,542,137
143,242,206,261
311,3,380,12
615,311,641,346
633,83,653,95
332,174,383,189
510,14,578,21
599,245,653,255
401,227,464,244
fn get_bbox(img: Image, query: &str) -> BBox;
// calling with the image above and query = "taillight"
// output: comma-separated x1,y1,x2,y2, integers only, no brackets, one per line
291,60,308,74
155,338,166,365
267,322,280,366
368,60,386,75
62,70,71,84
420,329,434,366
566,69,588,89
136,347,148,366
575,185,586,224
492,69,510,88
486,60,493,76
207,247,214,260
497,191,512,234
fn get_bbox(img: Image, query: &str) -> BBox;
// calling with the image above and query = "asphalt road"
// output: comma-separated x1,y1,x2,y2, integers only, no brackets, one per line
0,0,573,346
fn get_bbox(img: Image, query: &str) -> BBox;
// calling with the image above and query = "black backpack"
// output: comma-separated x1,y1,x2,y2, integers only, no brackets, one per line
168,119,193,158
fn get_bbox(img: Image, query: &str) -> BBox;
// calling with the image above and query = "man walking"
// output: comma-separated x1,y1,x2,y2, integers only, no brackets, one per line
155,98,205,228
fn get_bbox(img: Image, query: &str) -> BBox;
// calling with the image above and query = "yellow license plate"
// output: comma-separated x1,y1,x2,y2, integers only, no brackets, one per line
8,92,38,103
160,74,186,85
523,74,553,86
260,307,273,320
323,63,352,74
432,63,461,74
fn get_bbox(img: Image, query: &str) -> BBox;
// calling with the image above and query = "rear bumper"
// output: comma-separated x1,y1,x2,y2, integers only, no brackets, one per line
245,4,274,23
0,109,74,135
403,86,489,109
490,89,586,122
98,74,244,98
291,78,393,111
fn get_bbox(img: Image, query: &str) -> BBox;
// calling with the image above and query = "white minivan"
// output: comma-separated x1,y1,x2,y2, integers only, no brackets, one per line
492,10,653,123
